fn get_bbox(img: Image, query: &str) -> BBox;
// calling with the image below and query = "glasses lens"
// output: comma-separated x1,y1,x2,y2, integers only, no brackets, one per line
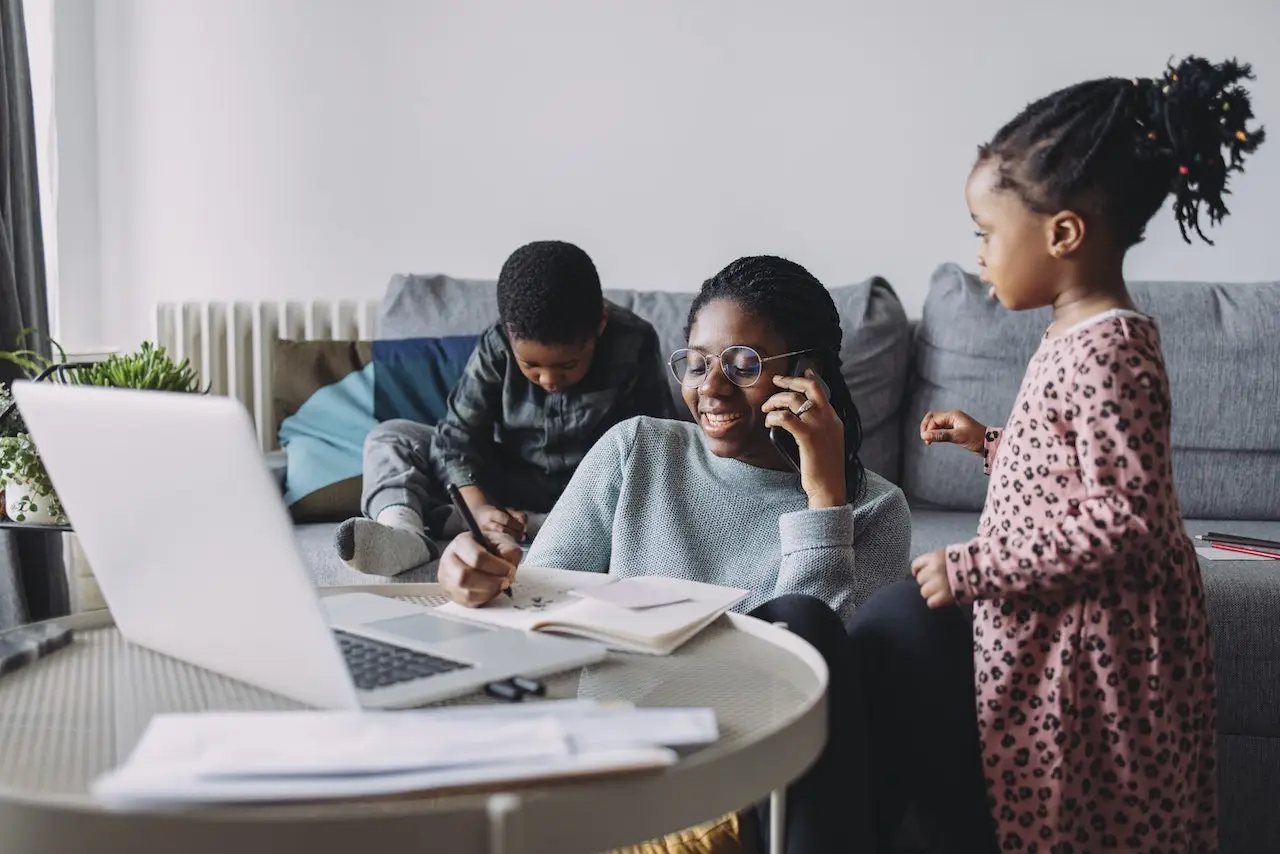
721,346,762,386
670,349,708,387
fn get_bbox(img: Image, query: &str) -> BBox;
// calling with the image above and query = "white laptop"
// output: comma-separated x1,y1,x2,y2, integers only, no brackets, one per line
12,381,607,709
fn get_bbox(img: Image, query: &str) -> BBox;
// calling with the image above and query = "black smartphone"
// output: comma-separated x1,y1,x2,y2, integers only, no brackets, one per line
768,354,829,474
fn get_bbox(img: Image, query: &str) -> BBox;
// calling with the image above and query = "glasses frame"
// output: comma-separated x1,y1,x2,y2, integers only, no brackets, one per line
668,346,815,389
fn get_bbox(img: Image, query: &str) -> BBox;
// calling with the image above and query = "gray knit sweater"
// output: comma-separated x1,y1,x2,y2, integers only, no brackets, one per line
524,416,913,622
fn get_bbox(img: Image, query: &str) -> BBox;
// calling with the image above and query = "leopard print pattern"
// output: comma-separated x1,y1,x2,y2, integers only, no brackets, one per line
947,314,1218,853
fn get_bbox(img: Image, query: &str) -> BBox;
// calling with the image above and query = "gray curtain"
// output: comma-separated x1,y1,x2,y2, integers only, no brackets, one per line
1,0,62,629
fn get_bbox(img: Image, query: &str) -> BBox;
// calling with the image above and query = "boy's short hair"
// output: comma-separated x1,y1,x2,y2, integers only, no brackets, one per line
496,241,604,345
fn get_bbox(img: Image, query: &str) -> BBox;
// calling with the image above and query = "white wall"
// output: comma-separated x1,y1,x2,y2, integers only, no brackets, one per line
55,0,1280,350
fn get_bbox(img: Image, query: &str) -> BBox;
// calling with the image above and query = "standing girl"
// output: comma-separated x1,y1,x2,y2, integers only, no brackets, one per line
849,56,1264,853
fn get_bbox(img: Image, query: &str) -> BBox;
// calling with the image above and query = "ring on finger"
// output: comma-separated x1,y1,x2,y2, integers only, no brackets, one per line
795,399,815,416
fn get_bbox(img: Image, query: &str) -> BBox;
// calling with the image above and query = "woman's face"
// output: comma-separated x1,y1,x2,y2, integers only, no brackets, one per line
681,299,793,469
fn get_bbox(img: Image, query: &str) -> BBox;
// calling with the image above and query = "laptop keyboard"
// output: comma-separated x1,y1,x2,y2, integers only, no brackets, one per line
333,629,472,691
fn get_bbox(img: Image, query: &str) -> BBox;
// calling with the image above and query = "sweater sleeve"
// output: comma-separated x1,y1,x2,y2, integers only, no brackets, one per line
522,419,637,575
950,338,1166,603
775,482,913,622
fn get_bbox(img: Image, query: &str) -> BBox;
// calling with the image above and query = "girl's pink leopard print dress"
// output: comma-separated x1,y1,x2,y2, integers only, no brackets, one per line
946,310,1218,853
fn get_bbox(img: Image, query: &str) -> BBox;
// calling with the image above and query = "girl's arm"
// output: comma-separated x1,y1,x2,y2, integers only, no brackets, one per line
775,482,913,622
521,419,637,574
949,343,1166,603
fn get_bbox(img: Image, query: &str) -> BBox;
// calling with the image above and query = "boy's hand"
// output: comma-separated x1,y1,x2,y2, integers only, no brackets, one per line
438,531,524,607
920,410,986,455
912,549,955,608
475,505,529,540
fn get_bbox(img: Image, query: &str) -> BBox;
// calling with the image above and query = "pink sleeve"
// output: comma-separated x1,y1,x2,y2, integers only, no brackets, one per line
949,341,1165,604
982,428,1003,475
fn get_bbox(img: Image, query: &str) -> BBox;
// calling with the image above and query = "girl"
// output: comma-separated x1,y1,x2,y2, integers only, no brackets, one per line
850,56,1264,853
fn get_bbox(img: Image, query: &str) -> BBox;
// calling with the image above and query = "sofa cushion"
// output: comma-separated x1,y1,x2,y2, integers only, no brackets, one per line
274,340,375,522
273,337,479,522
376,273,911,483
902,263,1280,518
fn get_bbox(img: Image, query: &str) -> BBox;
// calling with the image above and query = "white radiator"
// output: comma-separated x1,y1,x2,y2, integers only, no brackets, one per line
152,300,381,451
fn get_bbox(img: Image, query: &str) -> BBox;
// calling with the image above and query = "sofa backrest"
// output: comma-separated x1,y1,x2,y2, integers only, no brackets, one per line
377,272,912,482
902,263,1280,520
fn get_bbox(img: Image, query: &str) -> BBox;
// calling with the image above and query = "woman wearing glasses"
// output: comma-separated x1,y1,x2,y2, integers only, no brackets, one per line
438,255,910,854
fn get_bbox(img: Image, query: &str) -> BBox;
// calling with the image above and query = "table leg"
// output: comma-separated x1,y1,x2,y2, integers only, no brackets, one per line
769,789,786,854
487,792,524,854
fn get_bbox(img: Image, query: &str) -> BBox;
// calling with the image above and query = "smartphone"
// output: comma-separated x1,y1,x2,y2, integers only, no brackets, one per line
0,622,74,678
769,354,830,474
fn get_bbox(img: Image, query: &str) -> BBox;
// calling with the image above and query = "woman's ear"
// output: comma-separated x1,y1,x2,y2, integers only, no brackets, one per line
1047,210,1087,259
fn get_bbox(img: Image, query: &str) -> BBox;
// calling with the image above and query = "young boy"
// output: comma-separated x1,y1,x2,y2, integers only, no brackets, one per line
335,240,676,576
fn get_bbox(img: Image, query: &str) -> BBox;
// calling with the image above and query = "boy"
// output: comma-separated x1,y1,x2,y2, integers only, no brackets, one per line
335,240,675,576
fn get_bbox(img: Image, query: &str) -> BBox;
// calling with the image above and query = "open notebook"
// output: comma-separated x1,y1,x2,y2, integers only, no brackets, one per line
435,569,749,655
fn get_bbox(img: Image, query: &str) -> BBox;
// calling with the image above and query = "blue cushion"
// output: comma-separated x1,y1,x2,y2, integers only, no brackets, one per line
371,335,478,425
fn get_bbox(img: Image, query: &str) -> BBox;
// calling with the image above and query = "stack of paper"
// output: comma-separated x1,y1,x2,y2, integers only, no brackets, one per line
92,700,718,809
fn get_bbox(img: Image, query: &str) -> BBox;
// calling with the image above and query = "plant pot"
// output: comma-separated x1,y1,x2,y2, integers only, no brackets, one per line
4,479,62,525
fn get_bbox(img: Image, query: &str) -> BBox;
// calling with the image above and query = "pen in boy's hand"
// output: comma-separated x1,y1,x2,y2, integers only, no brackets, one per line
446,484,515,598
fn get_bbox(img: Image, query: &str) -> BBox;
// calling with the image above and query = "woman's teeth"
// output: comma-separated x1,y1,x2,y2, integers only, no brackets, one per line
702,413,742,426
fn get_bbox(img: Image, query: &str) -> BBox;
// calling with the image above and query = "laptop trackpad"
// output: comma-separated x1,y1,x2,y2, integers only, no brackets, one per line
365,613,490,645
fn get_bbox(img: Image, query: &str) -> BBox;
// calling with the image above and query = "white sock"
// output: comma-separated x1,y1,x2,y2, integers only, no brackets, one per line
376,505,425,534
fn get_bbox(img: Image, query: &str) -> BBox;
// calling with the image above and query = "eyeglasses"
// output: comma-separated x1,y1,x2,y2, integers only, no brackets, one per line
668,346,814,389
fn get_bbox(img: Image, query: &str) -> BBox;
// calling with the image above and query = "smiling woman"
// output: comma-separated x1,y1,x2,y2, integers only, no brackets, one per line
434,254,913,854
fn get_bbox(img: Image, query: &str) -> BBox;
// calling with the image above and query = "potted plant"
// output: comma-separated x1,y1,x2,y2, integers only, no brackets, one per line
0,331,70,525
0,335,206,526
66,341,206,393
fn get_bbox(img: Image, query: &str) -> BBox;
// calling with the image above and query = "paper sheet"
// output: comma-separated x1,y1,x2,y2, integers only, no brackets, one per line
90,700,718,808
574,578,693,610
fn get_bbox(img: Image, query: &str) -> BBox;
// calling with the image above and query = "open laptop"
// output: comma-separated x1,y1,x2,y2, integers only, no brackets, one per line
12,381,607,709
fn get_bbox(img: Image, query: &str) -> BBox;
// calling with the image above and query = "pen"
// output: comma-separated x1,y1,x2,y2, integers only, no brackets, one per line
1197,532,1280,552
446,484,514,598
1210,542,1280,560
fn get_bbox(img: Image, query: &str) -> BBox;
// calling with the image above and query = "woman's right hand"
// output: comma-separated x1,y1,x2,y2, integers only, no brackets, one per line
920,410,987,455
437,531,524,607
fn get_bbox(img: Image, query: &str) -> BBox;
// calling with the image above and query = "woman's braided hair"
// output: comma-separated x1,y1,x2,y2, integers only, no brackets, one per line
685,255,866,502
978,55,1265,246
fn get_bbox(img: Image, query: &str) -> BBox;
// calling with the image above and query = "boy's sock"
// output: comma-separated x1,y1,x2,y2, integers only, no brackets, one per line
333,506,439,577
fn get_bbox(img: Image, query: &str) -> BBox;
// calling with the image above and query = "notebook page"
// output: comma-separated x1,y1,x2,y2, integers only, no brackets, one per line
532,577,747,651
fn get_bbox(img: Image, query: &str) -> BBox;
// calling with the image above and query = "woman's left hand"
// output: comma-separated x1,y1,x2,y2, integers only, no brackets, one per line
763,370,847,508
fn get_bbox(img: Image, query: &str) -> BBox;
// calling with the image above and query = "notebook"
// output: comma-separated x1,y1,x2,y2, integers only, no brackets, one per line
435,569,749,655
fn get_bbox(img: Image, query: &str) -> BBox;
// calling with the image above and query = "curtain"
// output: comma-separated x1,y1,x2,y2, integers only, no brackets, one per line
1,0,62,629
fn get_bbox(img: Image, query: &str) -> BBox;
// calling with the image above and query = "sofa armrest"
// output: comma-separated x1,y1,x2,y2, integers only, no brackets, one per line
264,449,287,494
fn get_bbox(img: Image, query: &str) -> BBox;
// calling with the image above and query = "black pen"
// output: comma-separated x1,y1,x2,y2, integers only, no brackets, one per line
446,484,514,598
1196,532,1280,552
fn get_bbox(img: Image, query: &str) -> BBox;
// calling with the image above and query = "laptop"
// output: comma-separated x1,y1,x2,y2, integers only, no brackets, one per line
12,381,607,710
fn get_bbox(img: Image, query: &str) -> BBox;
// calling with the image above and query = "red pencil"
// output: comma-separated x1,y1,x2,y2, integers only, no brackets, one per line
1211,542,1280,560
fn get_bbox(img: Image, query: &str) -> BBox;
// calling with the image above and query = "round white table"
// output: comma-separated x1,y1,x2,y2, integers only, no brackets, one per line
0,583,827,854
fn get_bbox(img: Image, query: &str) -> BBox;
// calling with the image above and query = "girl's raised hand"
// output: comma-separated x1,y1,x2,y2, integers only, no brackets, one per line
920,410,987,455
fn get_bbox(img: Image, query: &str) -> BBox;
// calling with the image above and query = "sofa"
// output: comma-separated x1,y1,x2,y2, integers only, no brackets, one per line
280,263,1279,852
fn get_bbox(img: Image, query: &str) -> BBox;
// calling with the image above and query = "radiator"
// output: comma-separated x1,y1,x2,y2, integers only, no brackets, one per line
152,300,381,451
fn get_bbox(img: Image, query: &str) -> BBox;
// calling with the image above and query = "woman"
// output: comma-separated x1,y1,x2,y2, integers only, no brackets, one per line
438,255,912,853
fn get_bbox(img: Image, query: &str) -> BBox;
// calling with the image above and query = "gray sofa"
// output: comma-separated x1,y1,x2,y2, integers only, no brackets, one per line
287,264,1279,852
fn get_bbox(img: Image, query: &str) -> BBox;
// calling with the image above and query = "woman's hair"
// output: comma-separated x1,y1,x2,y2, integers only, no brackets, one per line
977,55,1265,246
685,255,866,501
